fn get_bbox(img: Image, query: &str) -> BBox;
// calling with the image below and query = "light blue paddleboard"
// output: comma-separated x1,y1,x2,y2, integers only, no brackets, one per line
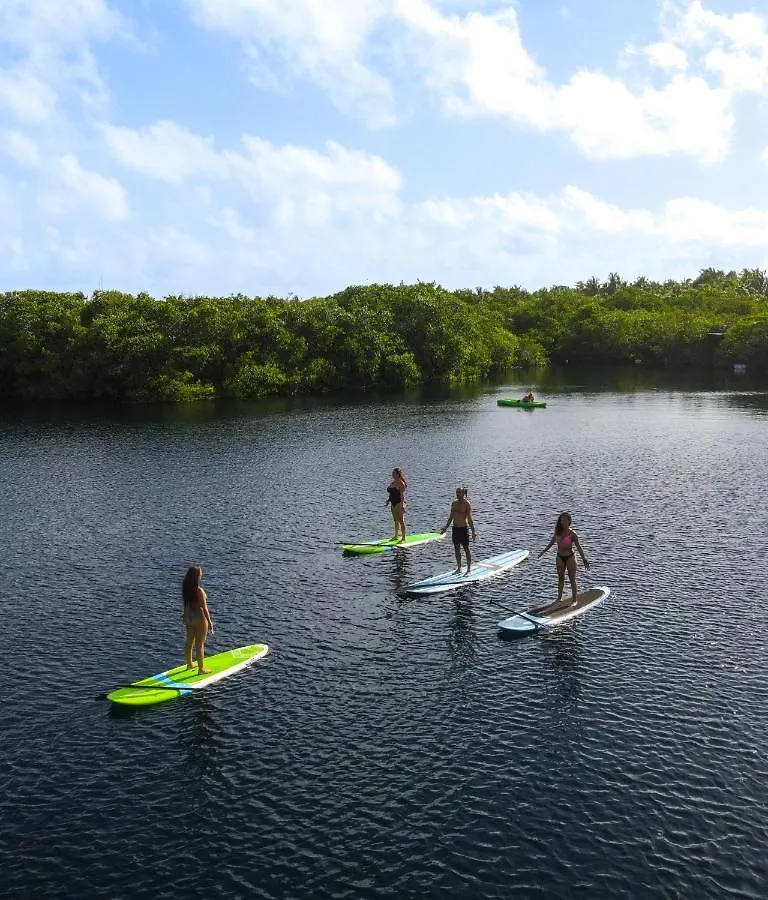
403,549,530,596
497,586,610,635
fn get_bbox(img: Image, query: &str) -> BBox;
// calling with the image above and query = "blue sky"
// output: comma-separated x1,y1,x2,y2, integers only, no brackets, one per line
2,0,768,298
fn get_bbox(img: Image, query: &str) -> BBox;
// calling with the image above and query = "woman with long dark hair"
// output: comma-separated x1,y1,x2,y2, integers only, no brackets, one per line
386,467,408,542
182,565,214,674
536,512,590,610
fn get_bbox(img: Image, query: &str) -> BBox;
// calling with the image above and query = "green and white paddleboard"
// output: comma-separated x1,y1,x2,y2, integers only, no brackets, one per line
106,644,269,707
342,532,445,556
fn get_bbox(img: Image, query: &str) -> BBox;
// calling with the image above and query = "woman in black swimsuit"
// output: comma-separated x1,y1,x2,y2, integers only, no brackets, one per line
386,467,408,542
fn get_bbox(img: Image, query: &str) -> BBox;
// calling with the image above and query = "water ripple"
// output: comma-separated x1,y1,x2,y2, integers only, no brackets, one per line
3,387,768,898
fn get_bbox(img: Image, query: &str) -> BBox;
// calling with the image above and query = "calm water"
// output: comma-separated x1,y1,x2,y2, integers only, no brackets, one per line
3,369,768,899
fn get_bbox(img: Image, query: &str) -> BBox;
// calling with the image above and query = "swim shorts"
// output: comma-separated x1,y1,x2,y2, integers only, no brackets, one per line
452,525,470,549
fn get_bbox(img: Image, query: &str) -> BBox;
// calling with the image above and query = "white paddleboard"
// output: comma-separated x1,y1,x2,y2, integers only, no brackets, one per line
497,586,610,635
403,549,530,596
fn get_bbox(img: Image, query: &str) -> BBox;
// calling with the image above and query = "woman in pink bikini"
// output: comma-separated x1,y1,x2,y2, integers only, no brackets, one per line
537,512,590,610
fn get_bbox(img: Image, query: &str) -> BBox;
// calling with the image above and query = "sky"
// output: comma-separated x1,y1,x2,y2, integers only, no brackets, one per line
2,0,768,298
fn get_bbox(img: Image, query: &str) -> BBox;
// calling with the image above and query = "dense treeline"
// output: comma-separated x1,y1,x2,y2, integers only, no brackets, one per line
1,268,766,402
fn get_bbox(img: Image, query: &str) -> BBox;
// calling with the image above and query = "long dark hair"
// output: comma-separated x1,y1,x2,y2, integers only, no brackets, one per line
392,467,407,488
555,512,572,536
182,566,202,606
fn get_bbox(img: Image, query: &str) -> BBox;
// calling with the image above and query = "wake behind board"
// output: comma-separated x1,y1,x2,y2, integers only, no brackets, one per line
403,549,530,596
497,586,610,636
342,532,444,556
107,644,269,707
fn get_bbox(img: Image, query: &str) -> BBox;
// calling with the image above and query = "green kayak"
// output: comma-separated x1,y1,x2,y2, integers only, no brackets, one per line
497,398,547,408
342,532,445,555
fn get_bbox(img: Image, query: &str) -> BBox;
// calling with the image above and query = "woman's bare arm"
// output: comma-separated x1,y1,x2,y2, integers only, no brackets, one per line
538,532,556,558
198,587,214,628
572,532,590,568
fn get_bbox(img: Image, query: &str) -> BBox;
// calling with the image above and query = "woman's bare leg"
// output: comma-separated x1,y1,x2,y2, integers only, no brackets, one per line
195,622,210,674
185,625,195,669
395,504,406,540
567,556,578,604
390,505,399,540
556,556,566,605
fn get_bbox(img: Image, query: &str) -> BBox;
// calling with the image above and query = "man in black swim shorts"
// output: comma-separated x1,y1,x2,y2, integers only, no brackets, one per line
440,487,477,574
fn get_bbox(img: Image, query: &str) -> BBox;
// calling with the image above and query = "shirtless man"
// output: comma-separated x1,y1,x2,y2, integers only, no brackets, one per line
440,487,477,575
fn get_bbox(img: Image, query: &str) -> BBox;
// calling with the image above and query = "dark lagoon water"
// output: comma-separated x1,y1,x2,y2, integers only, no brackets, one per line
3,368,768,899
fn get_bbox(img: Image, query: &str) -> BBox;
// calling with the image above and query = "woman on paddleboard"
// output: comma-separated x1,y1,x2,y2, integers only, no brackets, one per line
537,512,589,609
386,467,408,542
182,565,214,674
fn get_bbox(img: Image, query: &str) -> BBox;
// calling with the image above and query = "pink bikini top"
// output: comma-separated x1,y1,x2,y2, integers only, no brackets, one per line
556,531,573,549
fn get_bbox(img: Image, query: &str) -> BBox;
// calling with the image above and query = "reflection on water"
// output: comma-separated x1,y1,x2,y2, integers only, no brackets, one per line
180,696,220,779
540,629,583,732
446,597,477,664
386,549,411,592
530,364,768,394
724,392,768,415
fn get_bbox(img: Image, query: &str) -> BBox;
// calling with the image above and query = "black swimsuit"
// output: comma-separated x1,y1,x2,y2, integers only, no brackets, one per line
388,486,402,506
452,525,470,549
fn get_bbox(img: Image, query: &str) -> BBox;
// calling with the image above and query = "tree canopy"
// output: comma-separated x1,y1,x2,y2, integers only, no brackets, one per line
1,269,765,402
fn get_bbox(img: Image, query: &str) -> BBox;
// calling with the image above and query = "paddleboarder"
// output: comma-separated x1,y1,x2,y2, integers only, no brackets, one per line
537,512,590,610
386,467,408,542
440,486,477,575
182,565,214,674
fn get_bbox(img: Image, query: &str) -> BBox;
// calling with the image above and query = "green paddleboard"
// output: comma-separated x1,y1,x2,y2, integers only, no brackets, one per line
342,532,445,556
107,644,269,707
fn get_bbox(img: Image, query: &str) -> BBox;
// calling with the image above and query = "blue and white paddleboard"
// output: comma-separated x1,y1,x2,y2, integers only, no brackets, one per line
403,549,530,596
497,585,610,635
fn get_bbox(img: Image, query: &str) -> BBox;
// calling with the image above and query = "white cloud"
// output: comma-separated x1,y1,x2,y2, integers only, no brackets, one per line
102,121,403,225
0,69,58,122
0,175,28,273
662,0,768,92
659,197,768,245
0,0,124,46
228,137,403,224
558,72,731,162
41,155,130,221
0,129,40,167
6,153,768,295
643,42,688,71
3,1,768,296
180,0,757,163
183,0,398,125
101,120,224,184
0,0,127,130
397,0,736,163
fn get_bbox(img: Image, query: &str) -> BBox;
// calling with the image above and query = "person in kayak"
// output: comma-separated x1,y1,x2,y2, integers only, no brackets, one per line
182,565,214,674
386,467,408,541
536,512,590,611
522,391,535,402
440,486,477,574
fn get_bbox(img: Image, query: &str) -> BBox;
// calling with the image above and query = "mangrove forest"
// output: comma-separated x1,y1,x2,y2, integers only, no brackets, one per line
1,268,767,402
